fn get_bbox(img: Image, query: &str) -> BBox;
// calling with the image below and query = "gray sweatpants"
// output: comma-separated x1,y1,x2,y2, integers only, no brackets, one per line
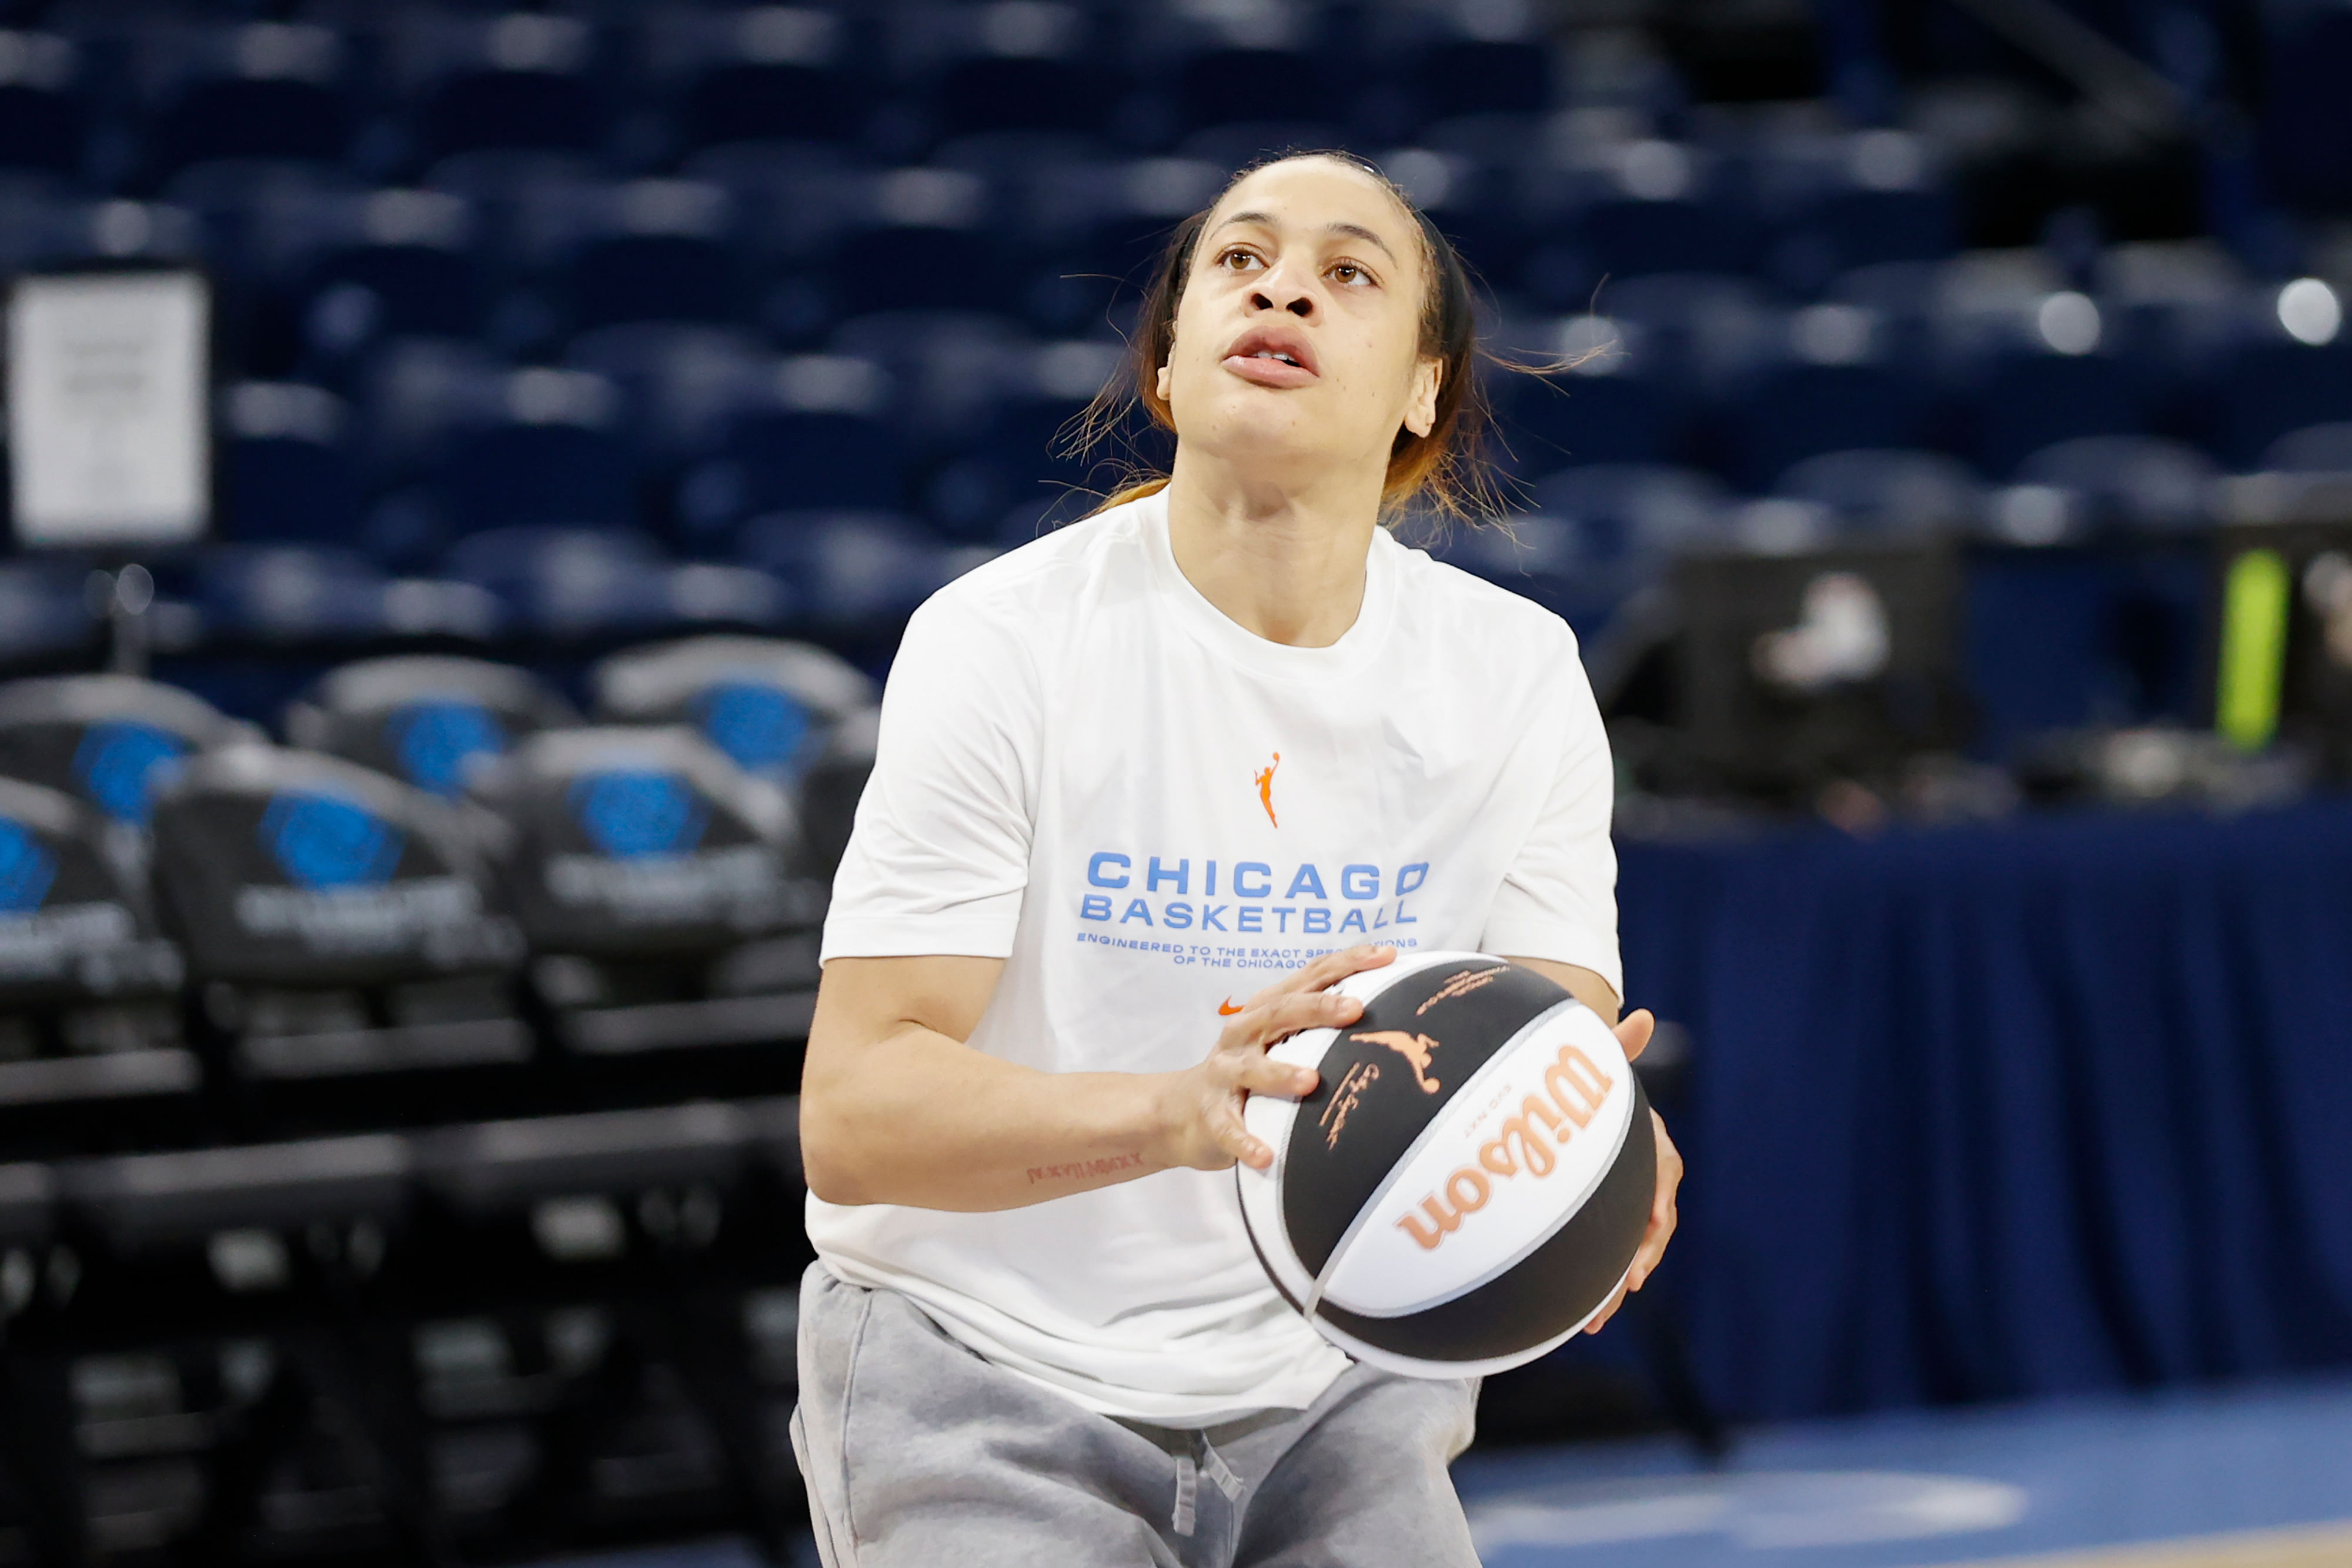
790,1263,1481,1567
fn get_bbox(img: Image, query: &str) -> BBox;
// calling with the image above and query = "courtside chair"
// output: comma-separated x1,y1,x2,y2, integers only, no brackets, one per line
407,1101,797,1554
34,1134,435,1565
2264,420,2352,475
0,676,252,834
588,635,874,795
148,742,533,1136
0,775,197,1159
284,655,580,804
464,727,818,1103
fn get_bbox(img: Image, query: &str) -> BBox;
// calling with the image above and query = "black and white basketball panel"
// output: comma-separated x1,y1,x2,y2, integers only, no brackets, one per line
1237,950,1656,1378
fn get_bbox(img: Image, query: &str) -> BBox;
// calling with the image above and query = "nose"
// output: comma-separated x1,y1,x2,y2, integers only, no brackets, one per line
1248,276,1317,320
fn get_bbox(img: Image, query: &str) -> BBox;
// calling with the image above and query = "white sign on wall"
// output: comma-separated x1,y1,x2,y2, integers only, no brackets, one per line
8,270,211,549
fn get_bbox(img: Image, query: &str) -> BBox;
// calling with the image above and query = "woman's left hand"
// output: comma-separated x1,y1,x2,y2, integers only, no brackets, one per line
1582,1009,1682,1335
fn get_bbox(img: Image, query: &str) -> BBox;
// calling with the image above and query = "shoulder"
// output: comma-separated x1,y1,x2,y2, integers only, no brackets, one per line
913,496,1154,636
1381,528,1583,663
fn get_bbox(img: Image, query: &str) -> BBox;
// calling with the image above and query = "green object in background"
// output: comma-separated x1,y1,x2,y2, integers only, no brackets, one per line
2217,547,2290,752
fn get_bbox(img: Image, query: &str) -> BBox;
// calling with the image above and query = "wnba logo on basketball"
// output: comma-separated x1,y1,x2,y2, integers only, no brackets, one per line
1395,1043,1615,1252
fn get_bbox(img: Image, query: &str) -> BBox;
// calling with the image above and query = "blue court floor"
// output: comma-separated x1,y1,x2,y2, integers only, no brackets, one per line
1455,1376,2352,1567
533,1375,2352,1568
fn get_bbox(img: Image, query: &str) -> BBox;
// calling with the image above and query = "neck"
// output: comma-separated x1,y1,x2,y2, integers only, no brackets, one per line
1161,449,1384,648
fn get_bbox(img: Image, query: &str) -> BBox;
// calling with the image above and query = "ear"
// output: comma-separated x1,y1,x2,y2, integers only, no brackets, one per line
1155,362,1172,402
1402,356,1442,439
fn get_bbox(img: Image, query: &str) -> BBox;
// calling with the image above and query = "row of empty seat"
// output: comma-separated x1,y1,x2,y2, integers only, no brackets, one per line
0,637,876,1164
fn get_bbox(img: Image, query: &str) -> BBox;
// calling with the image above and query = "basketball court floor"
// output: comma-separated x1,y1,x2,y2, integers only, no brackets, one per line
533,1374,2352,1568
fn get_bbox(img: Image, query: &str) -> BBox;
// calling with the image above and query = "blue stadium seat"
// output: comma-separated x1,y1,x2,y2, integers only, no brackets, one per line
829,168,1004,317
1719,305,1930,490
656,6,862,153
1406,34,1555,129
928,339,1125,539
566,322,771,463
2202,286,2352,469
219,381,365,544
1486,315,1678,472
827,309,1033,441
1579,272,1779,400
1522,142,1761,307
289,189,486,371
2264,421,2352,474
137,23,352,186
1527,463,1732,564
1750,129,1958,296
192,546,393,645
551,180,741,332
925,3,1114,139
735,511,960,636
433,367,636,536
1773,448,1984,540
445,526,671,637
1117,0,1349,148
2261,5,2352,209
675,355,904,544
2014,435,2219,537
1940,287,2145,477
0,31,86,179
409,14,609,165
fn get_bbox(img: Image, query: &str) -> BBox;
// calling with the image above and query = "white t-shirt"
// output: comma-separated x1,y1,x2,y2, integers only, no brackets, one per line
808,489,1622,1424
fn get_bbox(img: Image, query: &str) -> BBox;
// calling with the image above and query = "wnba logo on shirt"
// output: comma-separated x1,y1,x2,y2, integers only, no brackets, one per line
1255,753,1280,827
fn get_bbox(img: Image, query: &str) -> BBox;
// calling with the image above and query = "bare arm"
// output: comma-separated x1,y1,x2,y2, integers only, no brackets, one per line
799,946,1399,1212
1507,957,1683,1334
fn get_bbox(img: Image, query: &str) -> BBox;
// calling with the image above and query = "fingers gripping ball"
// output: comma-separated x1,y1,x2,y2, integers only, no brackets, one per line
1236,951,1655,1378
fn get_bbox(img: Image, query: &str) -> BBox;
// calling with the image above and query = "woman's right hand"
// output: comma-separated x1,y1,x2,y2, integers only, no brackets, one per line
1152,945,1398,1173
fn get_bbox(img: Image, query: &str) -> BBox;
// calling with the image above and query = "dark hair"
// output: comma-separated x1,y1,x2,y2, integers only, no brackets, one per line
1073,149,1505,523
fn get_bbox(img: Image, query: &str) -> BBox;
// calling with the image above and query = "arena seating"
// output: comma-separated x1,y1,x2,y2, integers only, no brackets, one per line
0,1,2343,1559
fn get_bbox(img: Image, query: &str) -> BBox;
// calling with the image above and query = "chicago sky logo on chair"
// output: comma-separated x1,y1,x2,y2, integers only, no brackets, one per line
570,771,709,859
261,790,406,889
73,721,188,825
389,699,506,798
0,818,56,913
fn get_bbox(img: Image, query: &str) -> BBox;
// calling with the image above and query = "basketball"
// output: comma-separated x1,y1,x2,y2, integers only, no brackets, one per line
1236,951,1657,1378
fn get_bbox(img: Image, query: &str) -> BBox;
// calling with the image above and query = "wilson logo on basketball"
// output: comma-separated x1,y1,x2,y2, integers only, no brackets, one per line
1394,1042,1616,1252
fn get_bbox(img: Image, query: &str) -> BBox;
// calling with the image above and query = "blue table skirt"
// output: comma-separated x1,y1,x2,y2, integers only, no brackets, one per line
1618,800,2352,1421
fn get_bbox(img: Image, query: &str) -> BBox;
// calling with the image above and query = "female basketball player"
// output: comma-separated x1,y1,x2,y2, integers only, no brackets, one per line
794,151,1682,1566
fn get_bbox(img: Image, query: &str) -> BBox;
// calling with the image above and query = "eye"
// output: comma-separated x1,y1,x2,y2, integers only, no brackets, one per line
1328,260,1374,288
1217,247,1264,272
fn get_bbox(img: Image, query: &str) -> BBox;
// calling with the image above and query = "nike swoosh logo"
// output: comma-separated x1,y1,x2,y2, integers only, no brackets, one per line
1218,998,1244,1015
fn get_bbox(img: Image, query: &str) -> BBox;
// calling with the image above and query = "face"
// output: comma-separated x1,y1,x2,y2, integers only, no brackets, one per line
1157,158,1442,484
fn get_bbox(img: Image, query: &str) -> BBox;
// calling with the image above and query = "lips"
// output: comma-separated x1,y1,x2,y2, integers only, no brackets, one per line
1222,323,1320,389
